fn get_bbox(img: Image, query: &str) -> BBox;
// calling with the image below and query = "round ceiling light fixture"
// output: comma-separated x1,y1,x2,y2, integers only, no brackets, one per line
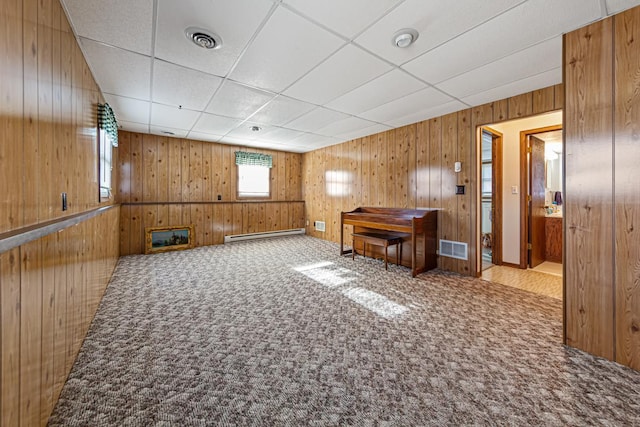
185,26,222,50
392,28,419,48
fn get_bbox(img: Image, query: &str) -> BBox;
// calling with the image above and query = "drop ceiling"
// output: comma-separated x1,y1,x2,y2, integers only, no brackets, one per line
61,0,640,153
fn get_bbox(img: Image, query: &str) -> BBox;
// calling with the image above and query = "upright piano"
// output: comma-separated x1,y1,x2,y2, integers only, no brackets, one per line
340,207,438,277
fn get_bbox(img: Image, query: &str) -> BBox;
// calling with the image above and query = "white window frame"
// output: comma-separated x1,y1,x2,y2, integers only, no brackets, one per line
99,128,113,200
237,164,271,198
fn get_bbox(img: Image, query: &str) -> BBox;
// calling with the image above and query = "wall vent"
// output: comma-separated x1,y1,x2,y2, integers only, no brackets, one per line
439,239,468,260
314,221,326,232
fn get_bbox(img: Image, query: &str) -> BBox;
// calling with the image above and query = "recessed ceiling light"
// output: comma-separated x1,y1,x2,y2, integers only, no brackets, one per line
250,126,262,132
392,28,419,48
185,27,222,50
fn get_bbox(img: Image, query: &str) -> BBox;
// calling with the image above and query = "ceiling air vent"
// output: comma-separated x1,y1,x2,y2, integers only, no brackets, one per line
185,27,222,50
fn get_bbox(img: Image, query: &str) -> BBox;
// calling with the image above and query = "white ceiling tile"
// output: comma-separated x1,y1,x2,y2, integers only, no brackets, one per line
461,67,562,107
80,38,151,99
206,80,275,120
605,0,640,15
404,0,601,84
288,133,342,148
104,94,150,124
118,120,149,134
152,60,223,110
187,132,222,143
192,113,243,135
149,126,189,138
230,7,344,92
155,0,273,77
360,87,455,123
62,0,153,54
284,107,351,133
384,100,467,128
284,44,393,104
334,123,393,142
150,104,200,129
315,116,381,137
355,0,526,66
249,96,316,126
283,0,402,40
219,136,289,152
261,127,306,143
436,38,561,99
326,69,426,114
226,122,275,140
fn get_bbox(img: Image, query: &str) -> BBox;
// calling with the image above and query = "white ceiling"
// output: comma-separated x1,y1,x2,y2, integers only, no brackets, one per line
61,0,640,153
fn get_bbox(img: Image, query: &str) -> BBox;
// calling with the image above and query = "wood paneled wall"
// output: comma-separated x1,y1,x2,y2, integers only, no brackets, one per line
1,207,120,426
0,0,114,235
565,6,640,370
117,132,305,255
0,0,121,424
302,85,564,276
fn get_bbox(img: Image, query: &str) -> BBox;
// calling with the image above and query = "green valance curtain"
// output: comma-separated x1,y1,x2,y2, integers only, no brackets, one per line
98,103,119,147
235,151,273,168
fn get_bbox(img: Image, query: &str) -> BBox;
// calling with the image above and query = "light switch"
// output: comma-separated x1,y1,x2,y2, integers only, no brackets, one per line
511,186,518,194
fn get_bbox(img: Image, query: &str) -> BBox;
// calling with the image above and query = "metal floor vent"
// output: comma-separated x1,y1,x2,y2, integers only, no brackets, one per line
439,239,468,260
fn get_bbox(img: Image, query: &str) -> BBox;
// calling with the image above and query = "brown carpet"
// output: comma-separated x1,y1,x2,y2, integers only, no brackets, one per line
48,235,640,426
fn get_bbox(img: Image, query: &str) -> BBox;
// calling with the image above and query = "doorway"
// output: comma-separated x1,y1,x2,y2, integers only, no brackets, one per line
479,127,502,271
520,126,563,273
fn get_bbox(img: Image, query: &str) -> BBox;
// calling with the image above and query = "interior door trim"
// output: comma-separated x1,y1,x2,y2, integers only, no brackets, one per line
519,123,562,269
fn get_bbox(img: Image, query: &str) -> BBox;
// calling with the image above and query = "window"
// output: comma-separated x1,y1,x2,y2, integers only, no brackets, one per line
99,129,113,200
235,151,272,198
98,103,118,201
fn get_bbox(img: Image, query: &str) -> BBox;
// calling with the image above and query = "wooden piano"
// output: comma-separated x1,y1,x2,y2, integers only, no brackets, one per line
340,207,438,277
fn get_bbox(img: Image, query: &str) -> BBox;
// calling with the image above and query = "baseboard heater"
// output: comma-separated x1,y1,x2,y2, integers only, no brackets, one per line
224,228,305,243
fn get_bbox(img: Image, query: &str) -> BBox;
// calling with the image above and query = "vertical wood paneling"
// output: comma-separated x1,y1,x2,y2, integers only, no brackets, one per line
508,92,533,119
532,86,556,115
457,110,472,275
20,239,42,426
564,17,614,359
416,121,430,207
0,0,24,233
1,248,21,426
40,234,56,424
23,0,39,226
0,0,120,419
614,7,640,370
440,113,458,272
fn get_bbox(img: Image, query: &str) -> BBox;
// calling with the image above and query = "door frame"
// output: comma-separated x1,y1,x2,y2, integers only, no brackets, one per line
480,127,503,267
519,124,562,269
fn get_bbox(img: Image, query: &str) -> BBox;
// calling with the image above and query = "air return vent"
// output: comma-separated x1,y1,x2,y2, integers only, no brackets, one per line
439,239,468,260
185,27,222,50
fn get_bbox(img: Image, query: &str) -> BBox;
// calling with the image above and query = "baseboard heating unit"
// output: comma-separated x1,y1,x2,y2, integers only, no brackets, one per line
224,228,305,243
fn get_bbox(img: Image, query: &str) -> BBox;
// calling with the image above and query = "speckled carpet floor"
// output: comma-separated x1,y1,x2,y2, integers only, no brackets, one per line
48,235,640,426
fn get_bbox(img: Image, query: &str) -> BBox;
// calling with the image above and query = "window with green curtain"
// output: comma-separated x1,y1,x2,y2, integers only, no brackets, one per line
235,151,272,198
235,151,272,168
98,103,119,147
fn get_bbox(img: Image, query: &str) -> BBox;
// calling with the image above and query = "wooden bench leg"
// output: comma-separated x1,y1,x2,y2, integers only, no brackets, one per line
384,244,388,270
352,236,355,260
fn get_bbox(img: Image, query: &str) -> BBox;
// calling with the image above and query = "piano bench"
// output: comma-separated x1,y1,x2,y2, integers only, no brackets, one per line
351,232,405,270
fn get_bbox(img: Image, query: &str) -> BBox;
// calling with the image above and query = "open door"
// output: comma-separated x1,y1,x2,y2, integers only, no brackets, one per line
529,135,546,268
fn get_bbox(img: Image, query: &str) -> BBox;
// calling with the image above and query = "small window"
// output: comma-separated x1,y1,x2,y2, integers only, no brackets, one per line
235,151,273,199
238,164,270,198
99,128,112,200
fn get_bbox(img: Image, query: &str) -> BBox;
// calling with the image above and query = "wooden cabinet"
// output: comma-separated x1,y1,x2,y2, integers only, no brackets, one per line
545,217,563,263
